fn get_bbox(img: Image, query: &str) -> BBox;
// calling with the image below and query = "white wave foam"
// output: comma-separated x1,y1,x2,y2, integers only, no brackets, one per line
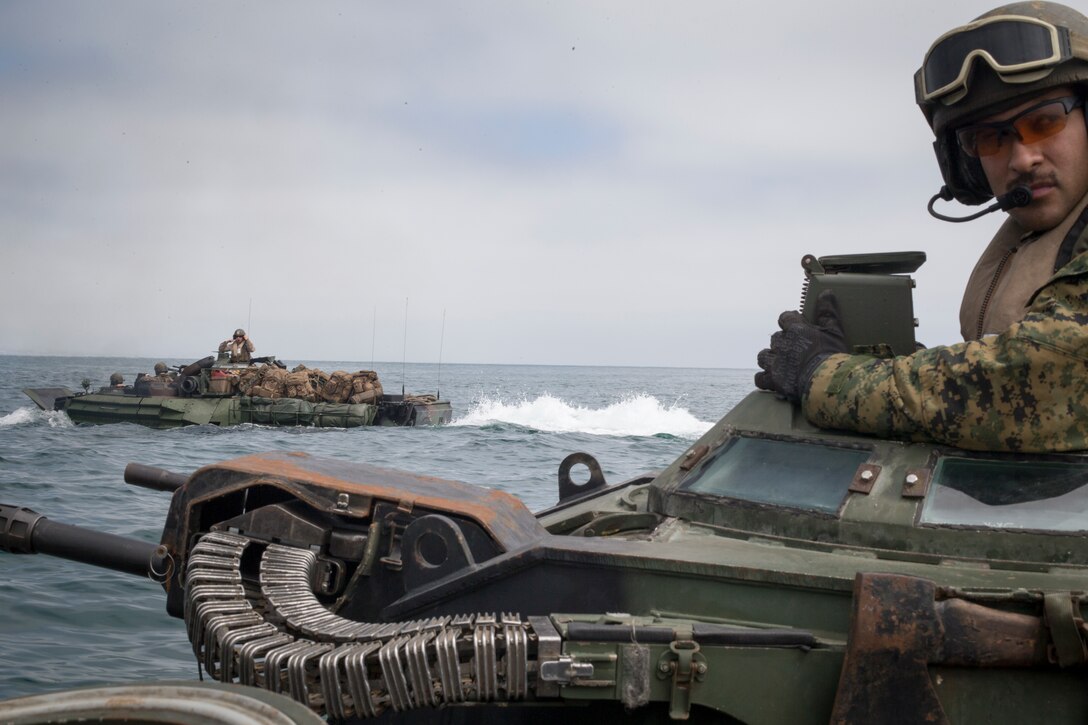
452,393,711,438
0,407,73,428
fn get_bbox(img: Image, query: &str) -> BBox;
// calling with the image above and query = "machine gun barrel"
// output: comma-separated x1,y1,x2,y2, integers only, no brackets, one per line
0,504,170,579
124,462,188,493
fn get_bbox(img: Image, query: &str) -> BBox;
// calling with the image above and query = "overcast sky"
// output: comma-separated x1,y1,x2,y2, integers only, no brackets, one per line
1,1,1013,368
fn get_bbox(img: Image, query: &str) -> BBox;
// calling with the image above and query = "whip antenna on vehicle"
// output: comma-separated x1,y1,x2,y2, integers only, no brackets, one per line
401,297,408,396
247,298,252,336
437,307,446,400
371,305,377,372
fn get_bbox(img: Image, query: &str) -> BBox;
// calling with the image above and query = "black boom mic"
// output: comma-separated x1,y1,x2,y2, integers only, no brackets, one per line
927,184,1033,223
995,184,1033,210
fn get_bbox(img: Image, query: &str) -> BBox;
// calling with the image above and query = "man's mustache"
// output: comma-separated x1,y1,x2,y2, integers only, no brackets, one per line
1007,172,1058,194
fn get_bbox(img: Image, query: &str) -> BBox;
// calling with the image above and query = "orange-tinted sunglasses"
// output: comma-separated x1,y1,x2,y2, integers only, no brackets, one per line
956,95,1084,158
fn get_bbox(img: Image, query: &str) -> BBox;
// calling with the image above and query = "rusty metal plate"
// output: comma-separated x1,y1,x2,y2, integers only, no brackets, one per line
901,467,931,498
848,464,881,494
679,444,709,472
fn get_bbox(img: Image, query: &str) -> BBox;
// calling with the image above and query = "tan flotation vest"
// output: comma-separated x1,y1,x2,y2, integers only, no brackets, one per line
960,189,1088,341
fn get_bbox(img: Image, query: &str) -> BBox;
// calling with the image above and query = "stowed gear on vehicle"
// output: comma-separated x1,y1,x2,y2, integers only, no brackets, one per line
22,354,451,429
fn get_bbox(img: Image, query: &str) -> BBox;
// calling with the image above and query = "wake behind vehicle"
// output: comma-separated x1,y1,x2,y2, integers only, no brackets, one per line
4,254,1088,722
23,354,452,429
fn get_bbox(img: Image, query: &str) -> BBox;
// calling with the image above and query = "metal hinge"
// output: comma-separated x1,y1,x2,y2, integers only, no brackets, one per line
655,632,707,720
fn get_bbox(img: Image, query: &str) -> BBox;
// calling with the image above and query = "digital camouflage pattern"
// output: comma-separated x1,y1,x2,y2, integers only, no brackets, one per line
804,251,1088,452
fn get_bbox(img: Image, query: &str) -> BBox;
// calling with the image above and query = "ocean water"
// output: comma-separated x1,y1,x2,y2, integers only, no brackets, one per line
0,354,753,699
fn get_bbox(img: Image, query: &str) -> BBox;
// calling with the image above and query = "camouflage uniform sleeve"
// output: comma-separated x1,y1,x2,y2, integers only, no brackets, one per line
802,265,1088,452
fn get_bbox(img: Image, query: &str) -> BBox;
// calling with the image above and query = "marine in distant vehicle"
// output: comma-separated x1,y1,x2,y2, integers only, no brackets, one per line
152,362,175,382
219,328,255,363
23,354,451,428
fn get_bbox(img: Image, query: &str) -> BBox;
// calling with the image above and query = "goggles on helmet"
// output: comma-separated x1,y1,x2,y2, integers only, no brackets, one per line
956,95,1084,157
921,15,1072,102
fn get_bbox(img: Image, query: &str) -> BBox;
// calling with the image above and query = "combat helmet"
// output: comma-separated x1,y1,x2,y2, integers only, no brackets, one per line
109,372,124,386
915,2,1088,205
233,328,246,338
153,362,168,375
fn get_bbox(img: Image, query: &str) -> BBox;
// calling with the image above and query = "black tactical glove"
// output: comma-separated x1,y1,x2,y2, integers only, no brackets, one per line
754,291,847,403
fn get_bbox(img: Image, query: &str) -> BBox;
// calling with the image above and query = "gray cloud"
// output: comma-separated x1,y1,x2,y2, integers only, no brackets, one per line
1,0,1008,367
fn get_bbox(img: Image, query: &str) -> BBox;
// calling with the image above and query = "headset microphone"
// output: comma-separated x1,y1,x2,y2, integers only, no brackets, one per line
927,184,1033,223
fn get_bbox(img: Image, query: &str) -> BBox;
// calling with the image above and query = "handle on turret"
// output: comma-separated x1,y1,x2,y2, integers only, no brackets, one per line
0,504,171,580
124,462,188,493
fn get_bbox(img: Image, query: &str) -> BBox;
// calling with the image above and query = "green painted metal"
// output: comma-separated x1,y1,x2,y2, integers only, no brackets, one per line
10,377,1088,721
524,389,1088,720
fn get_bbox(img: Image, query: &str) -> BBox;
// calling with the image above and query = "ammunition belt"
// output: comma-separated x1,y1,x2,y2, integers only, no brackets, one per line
183,531,533,721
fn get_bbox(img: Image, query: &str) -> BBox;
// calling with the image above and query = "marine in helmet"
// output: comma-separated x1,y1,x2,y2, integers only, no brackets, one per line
152,362,175,382
920,2,1088,339
108,372,125,389
218,328,255,364
755,2,1088,452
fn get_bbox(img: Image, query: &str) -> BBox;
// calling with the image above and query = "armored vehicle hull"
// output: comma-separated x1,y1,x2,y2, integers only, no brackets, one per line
23,356,452,429
31,390,450,428
5,387,1088,722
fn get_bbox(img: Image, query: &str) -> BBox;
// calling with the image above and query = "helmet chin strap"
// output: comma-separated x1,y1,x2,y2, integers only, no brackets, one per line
927,184,1033,222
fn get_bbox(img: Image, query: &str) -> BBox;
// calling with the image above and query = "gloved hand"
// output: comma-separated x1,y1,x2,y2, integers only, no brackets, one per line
754,290,848,402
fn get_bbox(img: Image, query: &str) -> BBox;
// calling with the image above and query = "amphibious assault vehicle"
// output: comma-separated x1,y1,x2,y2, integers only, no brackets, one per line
3,253,1088,723
23,354,452,428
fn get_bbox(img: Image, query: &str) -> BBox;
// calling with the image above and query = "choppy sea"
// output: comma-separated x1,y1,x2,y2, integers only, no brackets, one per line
0,354,753,699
